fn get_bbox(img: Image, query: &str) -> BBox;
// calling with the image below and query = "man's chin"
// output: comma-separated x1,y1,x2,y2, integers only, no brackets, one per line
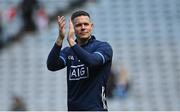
81,36,88,39
79,36,89,39
77,35,91,40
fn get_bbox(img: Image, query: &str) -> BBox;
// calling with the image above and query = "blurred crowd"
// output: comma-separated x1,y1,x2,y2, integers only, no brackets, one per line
0,0,49,49
107,64,132,99
10,96,27,111
0,0,96,49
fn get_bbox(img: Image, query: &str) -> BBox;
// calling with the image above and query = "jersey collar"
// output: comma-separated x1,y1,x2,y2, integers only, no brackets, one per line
75,35,96,47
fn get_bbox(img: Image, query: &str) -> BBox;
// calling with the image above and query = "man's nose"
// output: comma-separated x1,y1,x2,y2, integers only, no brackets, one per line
81,25,86,30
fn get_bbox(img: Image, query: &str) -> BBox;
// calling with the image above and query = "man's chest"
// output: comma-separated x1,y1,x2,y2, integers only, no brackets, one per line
67,55,89,80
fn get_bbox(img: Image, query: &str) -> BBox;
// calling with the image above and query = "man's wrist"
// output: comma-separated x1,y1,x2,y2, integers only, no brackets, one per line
56,36,64,46
68,39,76,47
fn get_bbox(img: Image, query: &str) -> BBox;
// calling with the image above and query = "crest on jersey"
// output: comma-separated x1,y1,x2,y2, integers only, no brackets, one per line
68,55,74,60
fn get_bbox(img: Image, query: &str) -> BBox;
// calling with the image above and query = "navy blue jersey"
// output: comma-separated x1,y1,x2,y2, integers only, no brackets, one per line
47,36,113,111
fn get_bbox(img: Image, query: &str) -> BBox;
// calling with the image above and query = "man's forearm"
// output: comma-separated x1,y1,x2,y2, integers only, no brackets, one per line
47,43,65,71
71,44,103,67
68,39,76,47
56,36,64,46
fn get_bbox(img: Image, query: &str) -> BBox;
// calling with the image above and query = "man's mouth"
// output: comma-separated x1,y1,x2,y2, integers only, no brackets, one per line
80,32,87,35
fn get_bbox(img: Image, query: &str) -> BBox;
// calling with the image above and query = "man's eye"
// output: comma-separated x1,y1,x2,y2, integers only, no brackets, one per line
76,24,81,27
84,23,89,26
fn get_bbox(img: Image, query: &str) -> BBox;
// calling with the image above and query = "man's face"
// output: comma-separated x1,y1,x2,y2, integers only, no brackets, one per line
73,16,93,40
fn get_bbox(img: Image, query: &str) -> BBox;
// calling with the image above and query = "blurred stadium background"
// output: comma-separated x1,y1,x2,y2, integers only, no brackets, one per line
0,0,180,110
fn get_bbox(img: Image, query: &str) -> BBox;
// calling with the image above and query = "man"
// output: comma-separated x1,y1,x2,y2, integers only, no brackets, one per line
47,10,113,111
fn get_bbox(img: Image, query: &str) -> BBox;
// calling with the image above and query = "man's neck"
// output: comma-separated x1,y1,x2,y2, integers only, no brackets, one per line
77,36,91,46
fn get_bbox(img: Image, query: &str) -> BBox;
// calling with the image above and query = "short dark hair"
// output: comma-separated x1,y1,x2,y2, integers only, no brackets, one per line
71,10,90,21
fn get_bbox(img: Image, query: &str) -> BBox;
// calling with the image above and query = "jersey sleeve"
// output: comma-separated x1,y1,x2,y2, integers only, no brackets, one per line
47,43,68,71
94,42,113,64
71,42,113,67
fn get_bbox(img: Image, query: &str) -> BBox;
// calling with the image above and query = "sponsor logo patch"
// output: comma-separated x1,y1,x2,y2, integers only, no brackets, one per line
69,64,89,80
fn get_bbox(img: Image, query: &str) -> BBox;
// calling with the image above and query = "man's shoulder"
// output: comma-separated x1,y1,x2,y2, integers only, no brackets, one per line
91,35,111,46
93,39,112,48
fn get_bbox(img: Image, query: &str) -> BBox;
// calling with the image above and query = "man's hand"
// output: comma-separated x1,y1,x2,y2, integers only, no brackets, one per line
56,16,66,46
67,19,76,47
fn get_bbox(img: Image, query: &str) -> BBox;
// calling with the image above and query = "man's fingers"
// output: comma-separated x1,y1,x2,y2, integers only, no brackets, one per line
61,22,66,28
57,16,66,31
57,16,66,38
69,19,74,30
68,19,75,38
57,16,66,25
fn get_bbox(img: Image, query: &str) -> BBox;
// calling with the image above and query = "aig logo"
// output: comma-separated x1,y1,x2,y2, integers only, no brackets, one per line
69,64,89,80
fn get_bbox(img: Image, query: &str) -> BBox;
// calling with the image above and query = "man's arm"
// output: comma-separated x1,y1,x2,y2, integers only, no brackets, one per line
47,16,66,71
47,44,66,71
71,42,113,67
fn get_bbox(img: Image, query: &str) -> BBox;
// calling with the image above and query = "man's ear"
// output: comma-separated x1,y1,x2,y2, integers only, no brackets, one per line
91,23,94,28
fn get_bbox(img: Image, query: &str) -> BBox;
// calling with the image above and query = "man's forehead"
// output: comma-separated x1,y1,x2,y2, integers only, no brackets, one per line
73,16,91,23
